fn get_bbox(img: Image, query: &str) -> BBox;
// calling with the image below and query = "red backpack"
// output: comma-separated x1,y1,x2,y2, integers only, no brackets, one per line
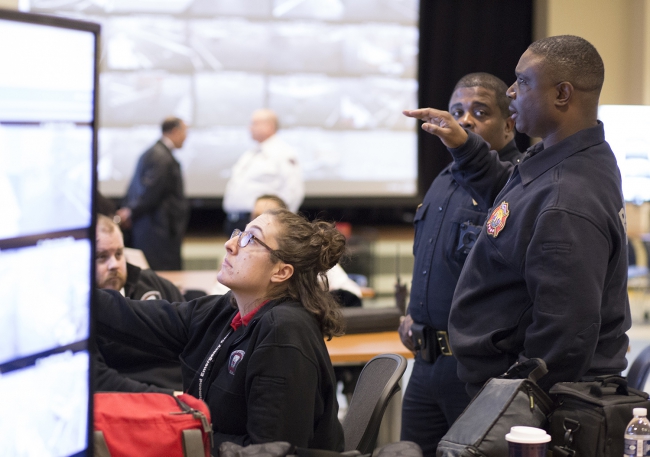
94,392,212,457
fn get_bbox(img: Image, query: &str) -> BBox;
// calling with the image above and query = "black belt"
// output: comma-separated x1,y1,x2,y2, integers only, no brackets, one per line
411,323,452,363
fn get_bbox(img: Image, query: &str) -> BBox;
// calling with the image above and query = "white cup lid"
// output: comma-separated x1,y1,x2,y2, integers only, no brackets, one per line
505,426,551,444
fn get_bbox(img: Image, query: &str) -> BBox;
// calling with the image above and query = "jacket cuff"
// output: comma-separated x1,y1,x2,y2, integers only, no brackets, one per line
448,130,486,162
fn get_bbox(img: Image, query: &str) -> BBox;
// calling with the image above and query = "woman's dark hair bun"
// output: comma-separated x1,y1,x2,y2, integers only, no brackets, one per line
265,209,346,338
311,221,345,272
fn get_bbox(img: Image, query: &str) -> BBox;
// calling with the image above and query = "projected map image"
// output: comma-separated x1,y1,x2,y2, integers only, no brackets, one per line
100,71,193,126
32,0,420,199
0,238,90,365
0,124,92,239
0,351,89,457
194,72,265,127
282,128,417,195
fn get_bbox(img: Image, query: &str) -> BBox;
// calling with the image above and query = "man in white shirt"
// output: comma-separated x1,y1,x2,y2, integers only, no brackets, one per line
222,109,304,234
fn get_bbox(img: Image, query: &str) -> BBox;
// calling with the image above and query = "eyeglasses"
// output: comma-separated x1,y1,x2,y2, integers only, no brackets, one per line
230,229,278,258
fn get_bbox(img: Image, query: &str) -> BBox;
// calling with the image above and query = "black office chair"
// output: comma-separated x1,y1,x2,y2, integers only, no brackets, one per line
628,345,650,391
341,353,407,454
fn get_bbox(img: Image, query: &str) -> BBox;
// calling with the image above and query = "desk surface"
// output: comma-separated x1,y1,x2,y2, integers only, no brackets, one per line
157,270,375,298
157,270,220,293
325,331,413,365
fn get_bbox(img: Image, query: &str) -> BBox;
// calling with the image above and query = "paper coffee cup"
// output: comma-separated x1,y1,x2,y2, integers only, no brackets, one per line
505,426,551,444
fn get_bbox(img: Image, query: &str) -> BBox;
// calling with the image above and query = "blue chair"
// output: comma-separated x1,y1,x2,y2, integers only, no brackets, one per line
628,345,650,391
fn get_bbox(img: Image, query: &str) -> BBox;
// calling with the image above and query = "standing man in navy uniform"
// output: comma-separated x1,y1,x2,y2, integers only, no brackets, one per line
117,117,189,271
399,73,522,454
404,36,630,399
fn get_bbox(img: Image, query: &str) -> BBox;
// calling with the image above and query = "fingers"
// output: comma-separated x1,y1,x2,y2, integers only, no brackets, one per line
402,108,451,125
398,314,415,352
422,123,443,135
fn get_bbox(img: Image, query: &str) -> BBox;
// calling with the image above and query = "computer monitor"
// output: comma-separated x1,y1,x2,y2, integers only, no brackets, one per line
0,9,99,456
599,104,650,203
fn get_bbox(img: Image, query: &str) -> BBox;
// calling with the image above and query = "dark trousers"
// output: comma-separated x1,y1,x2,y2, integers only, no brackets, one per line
401,353,471,455
131,217,183,271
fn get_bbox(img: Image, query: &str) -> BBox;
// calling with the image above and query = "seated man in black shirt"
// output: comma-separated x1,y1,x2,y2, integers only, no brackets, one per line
95,214,184,393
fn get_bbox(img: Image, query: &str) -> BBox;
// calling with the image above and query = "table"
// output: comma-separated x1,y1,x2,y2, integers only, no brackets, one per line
156,270,220,294
157,270,374,298
325,331,413,365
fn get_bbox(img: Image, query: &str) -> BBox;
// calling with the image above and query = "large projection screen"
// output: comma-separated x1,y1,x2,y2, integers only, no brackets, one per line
29,0,419,200
0,9,98,456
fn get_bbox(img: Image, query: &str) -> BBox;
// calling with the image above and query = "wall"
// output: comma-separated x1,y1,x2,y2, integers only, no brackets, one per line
535,0,650,104
0,0,18,9
535,0,650,235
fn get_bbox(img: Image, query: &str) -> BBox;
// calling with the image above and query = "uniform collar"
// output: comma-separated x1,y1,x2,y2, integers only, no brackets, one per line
519,122,605,186
254,134,279,153
496,140,521,164
123,262,141,298
160,136,175,151
230,300,270,331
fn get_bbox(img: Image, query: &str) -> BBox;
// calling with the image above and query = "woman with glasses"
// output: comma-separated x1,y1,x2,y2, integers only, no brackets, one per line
95,208,346,452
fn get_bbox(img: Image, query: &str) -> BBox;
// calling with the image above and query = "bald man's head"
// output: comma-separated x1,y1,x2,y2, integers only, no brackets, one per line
250,109,279,143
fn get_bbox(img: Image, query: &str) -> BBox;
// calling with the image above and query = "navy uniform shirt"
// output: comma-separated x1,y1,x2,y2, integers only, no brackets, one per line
408,141,522,331
448,123,631,392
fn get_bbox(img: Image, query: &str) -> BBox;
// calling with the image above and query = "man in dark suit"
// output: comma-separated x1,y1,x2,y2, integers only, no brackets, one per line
117,117,189,271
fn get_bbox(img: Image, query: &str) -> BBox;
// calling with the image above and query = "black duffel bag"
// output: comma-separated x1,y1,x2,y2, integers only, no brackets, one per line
437,358,553,457
548,375,650,456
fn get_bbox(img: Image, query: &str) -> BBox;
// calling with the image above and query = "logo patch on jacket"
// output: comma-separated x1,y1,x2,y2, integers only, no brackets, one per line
486,201,509,238
228,350,245,375
140,290,162,300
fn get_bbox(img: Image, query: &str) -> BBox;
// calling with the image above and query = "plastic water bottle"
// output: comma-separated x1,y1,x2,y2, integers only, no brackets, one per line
624,408,650,456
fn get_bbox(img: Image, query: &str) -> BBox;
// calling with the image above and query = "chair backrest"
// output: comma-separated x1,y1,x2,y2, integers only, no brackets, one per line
341,353,407,454
124,247,150,270
628,345,650,391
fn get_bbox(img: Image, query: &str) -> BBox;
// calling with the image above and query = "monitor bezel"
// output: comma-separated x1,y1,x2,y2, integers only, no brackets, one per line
0,8,100,456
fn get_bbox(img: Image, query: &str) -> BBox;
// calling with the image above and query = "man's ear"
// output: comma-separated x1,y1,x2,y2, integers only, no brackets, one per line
555,81,573,107
504,116,515,135
270,263,294,284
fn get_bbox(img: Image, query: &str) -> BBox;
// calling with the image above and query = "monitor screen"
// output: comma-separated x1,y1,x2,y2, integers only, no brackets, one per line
599,104,650,203
0,10,98,457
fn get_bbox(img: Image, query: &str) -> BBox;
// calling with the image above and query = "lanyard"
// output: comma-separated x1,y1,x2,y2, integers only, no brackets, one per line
198,329,233,400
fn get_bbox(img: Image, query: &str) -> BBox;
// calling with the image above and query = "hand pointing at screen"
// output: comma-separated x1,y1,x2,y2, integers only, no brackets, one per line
403,108,469,149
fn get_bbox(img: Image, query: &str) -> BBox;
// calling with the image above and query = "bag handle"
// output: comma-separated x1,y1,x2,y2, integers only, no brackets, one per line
94,431,112,457
171,395,214,449
502,358,548,383
593,375,629,395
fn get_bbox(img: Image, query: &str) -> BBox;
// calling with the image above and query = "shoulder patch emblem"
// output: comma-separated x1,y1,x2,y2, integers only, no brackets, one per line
228,350,246,375
486,201,510,238
141,290,162,300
